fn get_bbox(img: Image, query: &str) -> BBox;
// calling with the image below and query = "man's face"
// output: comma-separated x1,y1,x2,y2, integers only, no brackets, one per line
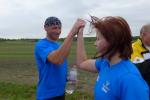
141,32,150,46
45,25,61,41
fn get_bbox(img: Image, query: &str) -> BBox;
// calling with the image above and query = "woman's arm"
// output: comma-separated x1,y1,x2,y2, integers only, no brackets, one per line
76,28,97,72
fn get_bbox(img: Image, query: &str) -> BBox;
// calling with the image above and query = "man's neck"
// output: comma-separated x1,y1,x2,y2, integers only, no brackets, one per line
46,36,56,42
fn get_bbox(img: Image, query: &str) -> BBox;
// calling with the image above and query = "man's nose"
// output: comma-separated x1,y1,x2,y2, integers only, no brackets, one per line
55,29,61,34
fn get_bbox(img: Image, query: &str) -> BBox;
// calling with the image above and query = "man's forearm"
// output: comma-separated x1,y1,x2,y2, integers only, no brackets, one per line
57,32,74,59
47,30,75,64
47,19,85,64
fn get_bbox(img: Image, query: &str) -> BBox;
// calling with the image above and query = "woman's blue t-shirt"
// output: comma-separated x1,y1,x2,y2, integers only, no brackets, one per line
94,58,149,100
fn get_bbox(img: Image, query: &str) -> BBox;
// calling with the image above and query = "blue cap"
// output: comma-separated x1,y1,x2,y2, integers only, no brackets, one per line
44,16,61,27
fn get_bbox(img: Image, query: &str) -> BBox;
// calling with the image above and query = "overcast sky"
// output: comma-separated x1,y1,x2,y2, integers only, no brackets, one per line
0,0,150,39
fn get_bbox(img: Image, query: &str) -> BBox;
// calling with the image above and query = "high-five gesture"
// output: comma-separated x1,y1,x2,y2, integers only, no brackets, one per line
70,19,86,36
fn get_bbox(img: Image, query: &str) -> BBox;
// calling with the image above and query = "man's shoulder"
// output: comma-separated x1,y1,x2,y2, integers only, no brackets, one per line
35,39,61,50
36,38,46,44
132,39,142,48
35,38,49,48
36,38,53,46
132,39,145,56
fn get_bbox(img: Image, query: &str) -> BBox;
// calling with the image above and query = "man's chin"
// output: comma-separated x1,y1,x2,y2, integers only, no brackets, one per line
52,37,59,41
47,36,59,41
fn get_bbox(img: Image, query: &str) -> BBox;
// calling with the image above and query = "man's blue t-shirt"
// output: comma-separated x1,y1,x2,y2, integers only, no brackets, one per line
95,58,149,100
34,38,68,100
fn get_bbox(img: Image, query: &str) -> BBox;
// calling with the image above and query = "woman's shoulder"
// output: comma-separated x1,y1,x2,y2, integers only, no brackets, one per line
115,60,142,79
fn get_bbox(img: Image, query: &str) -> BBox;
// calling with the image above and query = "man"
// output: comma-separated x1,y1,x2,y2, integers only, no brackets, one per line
131,23,150,88
34,17,85,100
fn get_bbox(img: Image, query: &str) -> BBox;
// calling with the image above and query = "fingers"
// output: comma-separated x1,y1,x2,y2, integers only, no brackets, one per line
76,18,86,28
71,19,86,36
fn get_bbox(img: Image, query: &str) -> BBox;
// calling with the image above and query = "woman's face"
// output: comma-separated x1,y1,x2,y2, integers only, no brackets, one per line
95,30,110,56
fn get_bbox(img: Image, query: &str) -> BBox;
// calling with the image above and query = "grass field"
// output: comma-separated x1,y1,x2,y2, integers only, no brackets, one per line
0,39,98,100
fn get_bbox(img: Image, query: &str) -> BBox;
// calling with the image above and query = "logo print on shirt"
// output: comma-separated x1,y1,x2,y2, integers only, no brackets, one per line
96,75,99,82
101,81,110,93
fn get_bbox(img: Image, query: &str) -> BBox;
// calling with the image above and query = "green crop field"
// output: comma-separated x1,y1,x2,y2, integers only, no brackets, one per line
0,38,98,100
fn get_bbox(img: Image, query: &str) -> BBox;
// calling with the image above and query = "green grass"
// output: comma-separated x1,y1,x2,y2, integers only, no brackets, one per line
0,82,35,100
0,82,93,100
0,39,97,100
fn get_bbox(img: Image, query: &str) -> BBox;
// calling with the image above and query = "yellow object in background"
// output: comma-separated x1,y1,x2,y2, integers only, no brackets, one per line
131,39,147,63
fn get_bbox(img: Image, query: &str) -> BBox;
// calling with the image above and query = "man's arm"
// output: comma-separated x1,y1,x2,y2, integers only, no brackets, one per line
47,19,85,64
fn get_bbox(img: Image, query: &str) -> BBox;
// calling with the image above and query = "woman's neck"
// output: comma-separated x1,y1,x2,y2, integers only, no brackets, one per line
109,52,122,66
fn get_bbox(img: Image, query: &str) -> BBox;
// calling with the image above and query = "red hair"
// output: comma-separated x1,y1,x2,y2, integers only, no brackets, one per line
91,16,133,60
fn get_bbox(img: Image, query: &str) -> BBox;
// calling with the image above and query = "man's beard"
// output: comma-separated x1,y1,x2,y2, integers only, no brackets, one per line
47,33,60,41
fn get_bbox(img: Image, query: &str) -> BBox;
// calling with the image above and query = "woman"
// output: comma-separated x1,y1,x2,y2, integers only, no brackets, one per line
76,16,149,100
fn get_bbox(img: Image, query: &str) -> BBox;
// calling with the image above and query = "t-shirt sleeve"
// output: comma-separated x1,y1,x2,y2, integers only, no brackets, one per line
95,58,103,72
120,74,149,100
36,45,54,63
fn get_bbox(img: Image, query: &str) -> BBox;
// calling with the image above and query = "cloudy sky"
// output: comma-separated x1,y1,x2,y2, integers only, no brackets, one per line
0,0,150,39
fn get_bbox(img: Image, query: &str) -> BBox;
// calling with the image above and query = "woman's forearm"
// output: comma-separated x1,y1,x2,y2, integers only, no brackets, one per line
77,28,87,66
